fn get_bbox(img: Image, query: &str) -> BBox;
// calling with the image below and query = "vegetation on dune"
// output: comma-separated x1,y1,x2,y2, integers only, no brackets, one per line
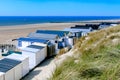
50,25,120,80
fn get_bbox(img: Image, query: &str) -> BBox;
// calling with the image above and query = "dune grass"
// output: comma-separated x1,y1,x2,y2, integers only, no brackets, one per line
50,25,120,80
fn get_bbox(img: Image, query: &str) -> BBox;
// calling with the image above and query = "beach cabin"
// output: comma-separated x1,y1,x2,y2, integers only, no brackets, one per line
71,25,93,36
6,54,29,77
22,45,47,70
36,30,70,39
36,30,71,53
47,42,56,57
0,58,22,80
0,72,4,80
67,36,78,46
27,32,59,47
99,22,112,29
27,32,59,57
17,37,49,49
63,28,83,37
71,25,93,32
27,32,59,41
0,64,14,80
110,24,118,26
27,32,58,56
63,28,84,46
85,24,100,30
99,22,119,29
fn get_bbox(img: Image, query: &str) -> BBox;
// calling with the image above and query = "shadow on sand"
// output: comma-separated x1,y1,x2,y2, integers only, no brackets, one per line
21,57,54,80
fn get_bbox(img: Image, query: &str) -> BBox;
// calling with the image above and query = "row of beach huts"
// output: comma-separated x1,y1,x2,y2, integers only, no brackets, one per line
0,22,119,80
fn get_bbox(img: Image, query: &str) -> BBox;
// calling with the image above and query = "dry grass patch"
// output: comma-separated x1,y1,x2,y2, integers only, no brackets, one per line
50,25,120,80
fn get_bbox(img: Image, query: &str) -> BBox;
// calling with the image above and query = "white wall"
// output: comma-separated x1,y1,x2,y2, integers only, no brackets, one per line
110,24,117,26
4,68,14,80
14,63,22,80
6,54,29,77
22,47,47,70
18,41,31,49
0,72,4,80
33,42,47,47
68,38,73,46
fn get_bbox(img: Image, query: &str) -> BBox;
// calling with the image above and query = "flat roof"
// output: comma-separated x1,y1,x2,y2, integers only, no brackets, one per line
0,58,21,67
0,58,21,72
0,63,15,72
28,32,58,40
6,53,29,61
64,28,83,32
22,45,45,53
0,67,12,73
36,30,70,37
27,45,44,49
18,37,49,44
71,26,91,29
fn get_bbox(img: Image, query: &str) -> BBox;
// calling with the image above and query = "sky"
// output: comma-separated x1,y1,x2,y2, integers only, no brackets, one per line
0,0,120,16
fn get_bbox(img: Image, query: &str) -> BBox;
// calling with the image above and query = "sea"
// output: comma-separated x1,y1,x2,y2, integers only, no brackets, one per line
0,16,120,26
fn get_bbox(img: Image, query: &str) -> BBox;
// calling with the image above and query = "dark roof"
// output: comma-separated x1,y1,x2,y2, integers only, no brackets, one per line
18,37,49,44
0,58,21,66
74,25,91,29
100,22,120,25
27,32,58,40
71,26,90,29
75,25,86,27
0,58,21,72
86,24,100,26
36,30,69,37
27,45,44,49
0,67,11,73
72,24,100,30
85,24,100,30
100,22,111,25
0,63,14,72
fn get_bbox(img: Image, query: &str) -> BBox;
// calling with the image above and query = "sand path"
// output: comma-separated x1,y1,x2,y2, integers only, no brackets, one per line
22,49,74,80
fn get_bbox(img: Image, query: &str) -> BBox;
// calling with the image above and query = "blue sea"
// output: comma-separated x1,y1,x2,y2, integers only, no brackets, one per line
0,16,120,26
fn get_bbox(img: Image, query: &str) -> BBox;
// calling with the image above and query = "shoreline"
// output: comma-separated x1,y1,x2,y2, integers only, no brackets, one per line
0,19,120,27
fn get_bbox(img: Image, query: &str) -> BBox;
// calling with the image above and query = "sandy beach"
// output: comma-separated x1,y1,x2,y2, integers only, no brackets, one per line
0,23,84,44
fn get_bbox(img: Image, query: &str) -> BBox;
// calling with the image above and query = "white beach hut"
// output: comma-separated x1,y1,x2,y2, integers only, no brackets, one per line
0,72,4,80
0,58,22,80
67,36,74,46
36,30,72,53
17,37,49,49
27,32,58,54
22,45,47,70
6,54,29,77
70,26,92,32
36,30,70,38
27,32,59,41
0,66,14,80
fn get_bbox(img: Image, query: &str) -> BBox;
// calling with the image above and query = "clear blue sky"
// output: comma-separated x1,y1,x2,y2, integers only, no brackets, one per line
0,0,120,16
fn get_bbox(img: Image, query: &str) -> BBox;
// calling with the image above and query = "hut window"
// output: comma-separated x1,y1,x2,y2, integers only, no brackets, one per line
18,41,22,47
55,40,58,43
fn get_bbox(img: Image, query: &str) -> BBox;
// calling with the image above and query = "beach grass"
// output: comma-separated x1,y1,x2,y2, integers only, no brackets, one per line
50,25,120,80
